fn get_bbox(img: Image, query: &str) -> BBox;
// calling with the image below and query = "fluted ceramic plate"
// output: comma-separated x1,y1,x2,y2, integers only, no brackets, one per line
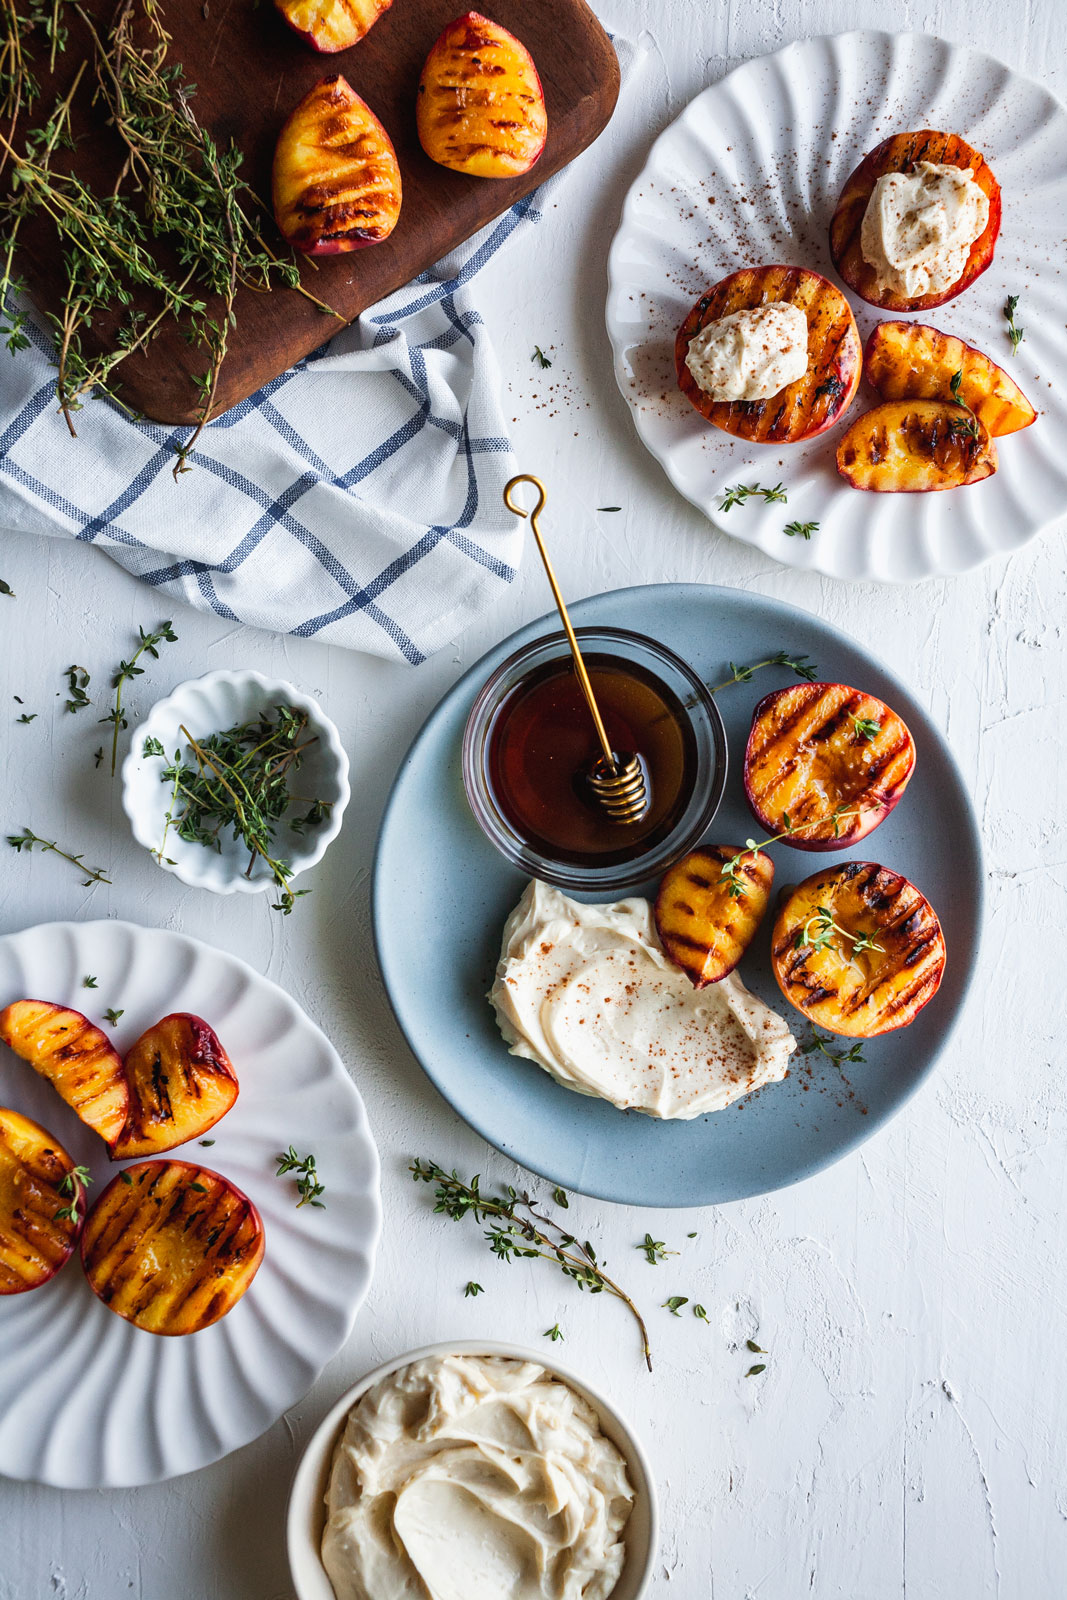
606,31,1067,580
0,921,380,1488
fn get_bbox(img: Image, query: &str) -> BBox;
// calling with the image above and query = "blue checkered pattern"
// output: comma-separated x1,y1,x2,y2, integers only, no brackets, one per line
0,188,554,664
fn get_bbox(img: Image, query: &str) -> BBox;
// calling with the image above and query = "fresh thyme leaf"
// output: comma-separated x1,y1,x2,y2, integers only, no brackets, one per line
189,1180,207,1193
276,1145,326,1209
101,621,178,775
798,1027,866,1067
1004,294,1024,356
746,1363,767,1377
552,1186,569,1209
784,520,818,540
0,578,13,597
142,735,165,758
16,712,36,722
709,651,818,693
54,1201,80,1222
152,705,330,914
638,1232,677,1265
531,345,552,368
58,1165,92,1194
120,1171,133,1184
850,713,881,741
199,1138,215,1146
745,1339,766,1353
693,1304,708,1321
597,506,621,512
544,1323,564,1342
411,1159,652,1371
103,1007,124,1024
82,974,97,988
720,482,788,512
93,747,104,768
947,370,980,441
464,1281,484,1297
687,1231,697,1238
7,827,110,884
794,907,884,960
663,1296,688,1316
64,664,90,712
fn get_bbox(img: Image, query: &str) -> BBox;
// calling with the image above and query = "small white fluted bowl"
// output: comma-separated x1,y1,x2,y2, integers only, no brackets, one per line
287,1340,659,1600
121,669,350,896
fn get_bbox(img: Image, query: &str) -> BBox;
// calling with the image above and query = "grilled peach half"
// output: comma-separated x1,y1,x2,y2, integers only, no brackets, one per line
836,399,997,492
772,863,946,1038
273,74,401,254
0,1000,128,1149
112,1014,239,1161
0,1107,85,1294
275,0,392,52
82,1160,264,1335
417,12,546,178
744,683,916,851
675,266,861,444
830,130,1001,312
656,847,774,987
865,322,1036,438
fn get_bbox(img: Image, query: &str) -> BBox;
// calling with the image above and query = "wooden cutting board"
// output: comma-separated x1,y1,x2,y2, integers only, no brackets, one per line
15,0,619,425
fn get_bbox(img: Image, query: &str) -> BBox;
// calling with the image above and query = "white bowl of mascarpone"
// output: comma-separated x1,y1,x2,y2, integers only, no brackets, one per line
287,1342,658,1600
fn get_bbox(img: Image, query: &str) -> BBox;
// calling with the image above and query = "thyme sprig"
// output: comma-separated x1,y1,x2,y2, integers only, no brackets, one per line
720,482,787,512
710,652,818,693
54,1162,91,1222
411,1159,653,1372
798,1027,866,1067
64,663,90,711
850,713,880,741
637,1232,677,1265
784,520,818,540
275,1145,325,1209
531,345,551,368
101,620,177,775
720,807,861,899
1004,294,1024,356
795,906,884,959
149,705,331,914
947,370,980,441
7,825,110,883
0,577,13,597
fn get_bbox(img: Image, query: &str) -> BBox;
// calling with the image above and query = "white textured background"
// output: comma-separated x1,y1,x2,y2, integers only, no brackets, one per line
2,1,1066,1596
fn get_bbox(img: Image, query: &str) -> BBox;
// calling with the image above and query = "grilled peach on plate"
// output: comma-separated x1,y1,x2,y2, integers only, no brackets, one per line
0,999,128,1148
417,12,546,179
675,266,861,444
836,399,997,492
771,863,946,1038
655,846,774,986
274,0,392,52
0,1107,85,1295
82,1160,265,1335
745,683,916,850
112,1014,239,1161
830,130,1001,312
865,322,1036,437
273,74,401,254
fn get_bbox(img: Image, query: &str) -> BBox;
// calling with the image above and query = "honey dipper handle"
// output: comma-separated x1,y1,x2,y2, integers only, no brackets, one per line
503,475,617,771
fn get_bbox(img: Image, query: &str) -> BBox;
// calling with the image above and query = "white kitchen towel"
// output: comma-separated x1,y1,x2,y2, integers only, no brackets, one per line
0,41,632,665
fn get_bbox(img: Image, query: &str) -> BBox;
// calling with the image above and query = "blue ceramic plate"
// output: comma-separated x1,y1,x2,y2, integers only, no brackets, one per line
373,585,983,1207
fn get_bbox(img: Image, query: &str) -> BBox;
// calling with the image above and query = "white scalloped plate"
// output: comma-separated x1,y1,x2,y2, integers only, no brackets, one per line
606,30,1067,580
0,921,380,1488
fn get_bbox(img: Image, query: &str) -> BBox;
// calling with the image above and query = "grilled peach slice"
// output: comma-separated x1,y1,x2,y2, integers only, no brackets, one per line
82,1160,264,1335
0,1107,85,1294
675,267,861,444
417,12,547,178
112,1014,239,1161
655,847,774,987
274,0,392,52
745,683,916,851
0,1000,128,1149
865,322,1036,438
771,863,946,1038
836,400,997,492
273,74,401,254
830,131,1001,312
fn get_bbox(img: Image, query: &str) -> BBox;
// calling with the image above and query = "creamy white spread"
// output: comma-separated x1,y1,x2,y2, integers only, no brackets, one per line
489,880,796,1119
321,1354,634,1600
859,160,989,299
684,301,809,402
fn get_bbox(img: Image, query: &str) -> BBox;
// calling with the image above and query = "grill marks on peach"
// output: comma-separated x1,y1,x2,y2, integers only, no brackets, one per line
417,13,546,178
0,1110,82,1294
273,76,402,254
829,129,1002,312
113,1014,239,1160
836,399,997,492
655,846,774,986
675,266,861,444
82,1161,264,1335
772,864,946,1038
744,684,916,849
865,321,1036,438
0,1000,129,1148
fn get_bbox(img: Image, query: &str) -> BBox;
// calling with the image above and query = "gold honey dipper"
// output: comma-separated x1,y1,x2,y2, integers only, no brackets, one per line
503,474,649,826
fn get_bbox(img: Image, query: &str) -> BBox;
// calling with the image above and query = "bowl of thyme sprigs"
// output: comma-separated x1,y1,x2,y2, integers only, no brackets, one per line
122,671,350,911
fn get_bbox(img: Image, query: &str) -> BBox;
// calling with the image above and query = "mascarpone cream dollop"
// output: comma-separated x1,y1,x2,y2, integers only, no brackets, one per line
321,1354,634,1600
489,879,796,1119
684,301,809,402
859,160,990,300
